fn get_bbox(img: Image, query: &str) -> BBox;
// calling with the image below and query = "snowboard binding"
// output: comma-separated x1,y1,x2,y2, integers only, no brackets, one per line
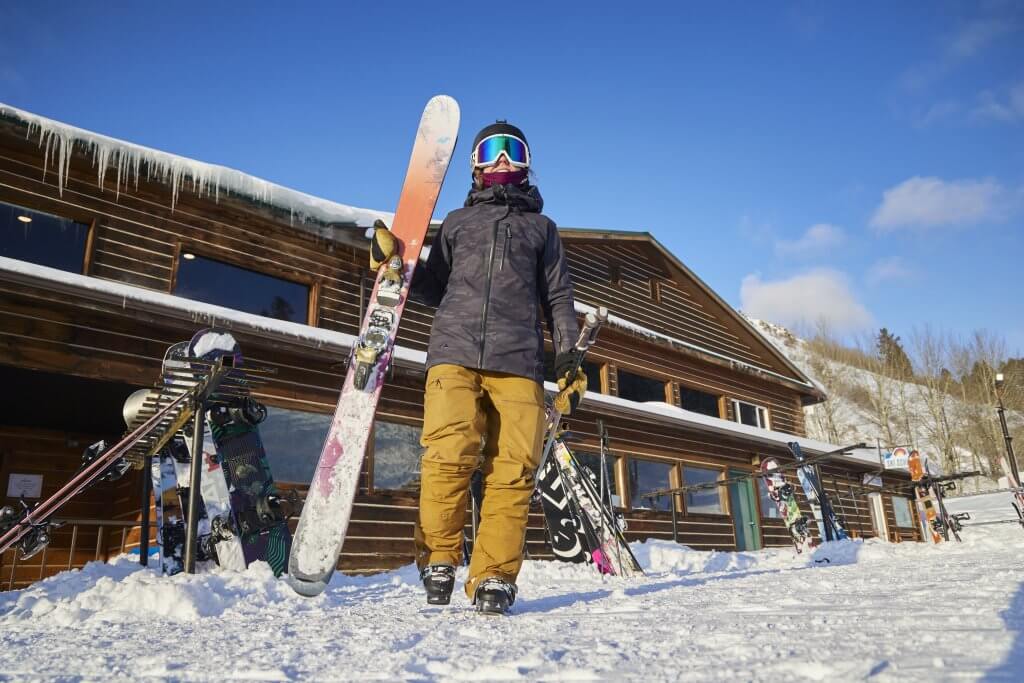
80,440,132,482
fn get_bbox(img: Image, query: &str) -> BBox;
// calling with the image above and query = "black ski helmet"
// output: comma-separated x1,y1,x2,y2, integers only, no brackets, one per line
471,120,529,168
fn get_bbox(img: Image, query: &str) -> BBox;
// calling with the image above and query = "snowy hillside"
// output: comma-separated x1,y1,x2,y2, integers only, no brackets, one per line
2,496,1022,681
746,317,1017,491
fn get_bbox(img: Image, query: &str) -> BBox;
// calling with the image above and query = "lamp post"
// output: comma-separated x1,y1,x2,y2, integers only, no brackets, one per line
995,373,1020,485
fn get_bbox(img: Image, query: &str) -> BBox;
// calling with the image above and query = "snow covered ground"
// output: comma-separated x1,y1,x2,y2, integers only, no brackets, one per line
2,493,1022,682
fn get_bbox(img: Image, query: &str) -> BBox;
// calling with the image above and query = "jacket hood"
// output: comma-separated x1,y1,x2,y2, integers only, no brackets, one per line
464,183,544,213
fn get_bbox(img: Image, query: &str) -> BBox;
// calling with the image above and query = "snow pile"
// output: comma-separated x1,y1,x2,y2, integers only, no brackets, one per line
0,560,299,625
1,515,1023,680
0,102,391,232
190,331,238,358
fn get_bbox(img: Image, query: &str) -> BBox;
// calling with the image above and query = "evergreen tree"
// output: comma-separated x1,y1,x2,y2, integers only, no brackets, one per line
877,327,913,378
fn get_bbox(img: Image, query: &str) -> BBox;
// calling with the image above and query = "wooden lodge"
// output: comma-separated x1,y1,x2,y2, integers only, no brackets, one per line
0,103,919,590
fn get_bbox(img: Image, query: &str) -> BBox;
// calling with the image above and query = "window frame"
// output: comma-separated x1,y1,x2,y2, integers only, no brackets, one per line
624,455,679,513
731,398,771,429
676,382,724,418
367,415,424,494
171,242,318,326
615,367,672,404
890,495,915,529
1,199,97,276
679,462,728,516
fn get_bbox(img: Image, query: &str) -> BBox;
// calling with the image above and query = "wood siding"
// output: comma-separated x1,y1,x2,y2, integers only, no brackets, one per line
0,118,917,590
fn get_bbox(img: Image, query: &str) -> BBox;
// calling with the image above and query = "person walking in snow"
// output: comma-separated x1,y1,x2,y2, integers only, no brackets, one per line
371,121,586,614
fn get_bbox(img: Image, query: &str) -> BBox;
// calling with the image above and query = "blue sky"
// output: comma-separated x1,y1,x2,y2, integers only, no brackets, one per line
2,1,1022,354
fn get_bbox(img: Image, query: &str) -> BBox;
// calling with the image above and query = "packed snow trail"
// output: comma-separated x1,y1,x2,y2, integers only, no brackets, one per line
1,493,1022,681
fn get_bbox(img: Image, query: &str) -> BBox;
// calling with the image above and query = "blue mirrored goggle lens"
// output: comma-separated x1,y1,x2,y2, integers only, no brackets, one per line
475,135,528,165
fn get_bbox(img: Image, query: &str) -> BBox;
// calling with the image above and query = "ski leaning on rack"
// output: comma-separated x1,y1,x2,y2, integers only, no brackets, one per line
189,329,294,576
0,360,232,559
544,436,642,577
787,442,848,542
289,95,460,597
760,457,813,553
1000,456,1024,530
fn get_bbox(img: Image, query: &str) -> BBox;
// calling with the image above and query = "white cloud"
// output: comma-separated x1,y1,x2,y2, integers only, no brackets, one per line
866,257,909,287
740,270,873,334
774,223,845,257
971,81,1024,122
870,176,1007,231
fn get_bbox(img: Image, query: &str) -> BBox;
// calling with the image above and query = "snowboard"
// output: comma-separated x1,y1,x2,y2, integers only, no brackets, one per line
536,454,594,566
189,329,291,576
787,442,848,541
760,457,812,553
161,341,241,569
908,450,942,543
125,387,186,574
289,95,460,597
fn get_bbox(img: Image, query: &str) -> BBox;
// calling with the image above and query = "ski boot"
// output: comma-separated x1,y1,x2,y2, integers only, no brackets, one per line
473,578,517,616
420,564,456,605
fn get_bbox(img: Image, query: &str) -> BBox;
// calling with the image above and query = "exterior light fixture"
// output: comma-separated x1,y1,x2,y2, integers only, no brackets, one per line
16,215,32,223
995,372,1005,389
182,252,196,260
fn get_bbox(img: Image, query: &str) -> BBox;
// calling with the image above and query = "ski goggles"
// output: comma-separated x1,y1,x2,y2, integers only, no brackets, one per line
471,134,531,168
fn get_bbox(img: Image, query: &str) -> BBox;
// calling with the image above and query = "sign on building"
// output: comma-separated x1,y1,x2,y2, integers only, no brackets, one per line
6,473,43,499
882,447,909,470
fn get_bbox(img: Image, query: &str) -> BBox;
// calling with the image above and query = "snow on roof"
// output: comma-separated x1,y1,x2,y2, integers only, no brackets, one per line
574,301,816,392
540,386,878,466
1,257,869,465
0,256,424,367
0,102,392,235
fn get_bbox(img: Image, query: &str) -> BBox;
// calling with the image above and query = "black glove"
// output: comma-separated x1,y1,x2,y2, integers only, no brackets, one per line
554,350,581,382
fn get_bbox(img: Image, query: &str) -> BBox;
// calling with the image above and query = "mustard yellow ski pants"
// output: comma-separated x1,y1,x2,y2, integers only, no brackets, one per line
415,364,546,598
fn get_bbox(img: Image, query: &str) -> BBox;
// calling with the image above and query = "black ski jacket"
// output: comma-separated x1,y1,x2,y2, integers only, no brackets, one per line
410,183,577,384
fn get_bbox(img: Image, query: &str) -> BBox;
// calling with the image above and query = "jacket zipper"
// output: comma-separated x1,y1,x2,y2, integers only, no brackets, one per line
499,226,510,271
479,205,512,367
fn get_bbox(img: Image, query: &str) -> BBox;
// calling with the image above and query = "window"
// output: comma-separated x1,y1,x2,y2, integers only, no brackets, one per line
1,201,89,274
757,477,781,519
258,406,332,484
573,449,620,507
682,465,724,514
680,386,721,417
372,421,423,491
174,253,309,323
891,495,914,528
649,279,662,303
627,458,674,511
616,369,667,403
608,260,622,286
732,399,770,429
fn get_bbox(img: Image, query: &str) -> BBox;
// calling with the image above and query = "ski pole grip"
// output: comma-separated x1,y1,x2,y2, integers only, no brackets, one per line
575,307,608,352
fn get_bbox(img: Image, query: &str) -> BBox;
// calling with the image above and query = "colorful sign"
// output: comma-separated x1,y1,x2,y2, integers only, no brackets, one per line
883,447,910,470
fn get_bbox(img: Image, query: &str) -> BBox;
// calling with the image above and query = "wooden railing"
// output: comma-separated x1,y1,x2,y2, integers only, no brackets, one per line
2,518,154,592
